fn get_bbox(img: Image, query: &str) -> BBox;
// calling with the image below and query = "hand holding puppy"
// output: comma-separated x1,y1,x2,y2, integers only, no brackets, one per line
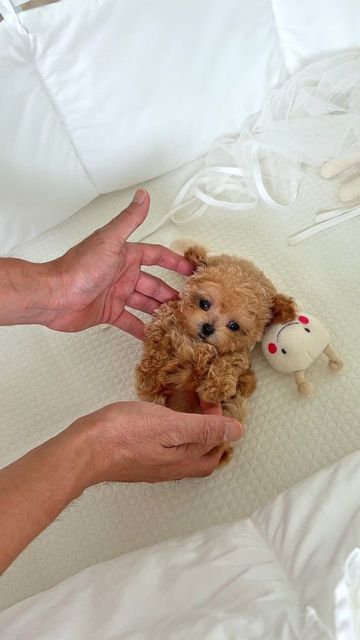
76,401,243,484
0,401,243,574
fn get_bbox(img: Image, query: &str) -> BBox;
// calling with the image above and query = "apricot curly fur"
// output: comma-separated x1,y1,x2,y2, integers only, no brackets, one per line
136,245,296,465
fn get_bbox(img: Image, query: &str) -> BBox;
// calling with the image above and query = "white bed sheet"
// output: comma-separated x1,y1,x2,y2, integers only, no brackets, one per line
1,450,359,639
0,158,359,610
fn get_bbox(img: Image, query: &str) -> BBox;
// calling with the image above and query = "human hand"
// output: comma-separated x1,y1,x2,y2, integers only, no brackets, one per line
0,400,242,573
46,190,192,338
72,401,243,484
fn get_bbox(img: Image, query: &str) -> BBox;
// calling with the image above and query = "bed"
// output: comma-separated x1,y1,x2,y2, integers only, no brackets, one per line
1,158,359,613
0,0,359,634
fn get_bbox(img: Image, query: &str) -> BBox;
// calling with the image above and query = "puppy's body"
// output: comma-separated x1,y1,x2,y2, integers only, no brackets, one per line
136,246,295,429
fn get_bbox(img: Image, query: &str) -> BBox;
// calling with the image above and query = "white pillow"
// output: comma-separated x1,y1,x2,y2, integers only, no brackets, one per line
272,0,360,71
0,0,284,253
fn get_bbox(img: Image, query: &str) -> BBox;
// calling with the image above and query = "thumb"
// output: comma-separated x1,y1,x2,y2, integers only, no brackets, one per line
174,413,243,448
103,190,150,241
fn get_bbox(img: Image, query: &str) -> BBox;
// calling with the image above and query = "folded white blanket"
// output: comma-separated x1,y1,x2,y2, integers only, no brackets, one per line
1,451,359,639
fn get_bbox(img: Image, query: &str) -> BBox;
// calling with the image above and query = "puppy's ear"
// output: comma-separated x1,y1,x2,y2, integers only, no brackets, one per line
270,294,297,324
184,244,208,268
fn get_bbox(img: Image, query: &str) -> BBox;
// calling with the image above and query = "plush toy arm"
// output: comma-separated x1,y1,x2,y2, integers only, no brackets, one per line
321,153,360,178
294,371,314,397
321,153,360,202
323,344,344,372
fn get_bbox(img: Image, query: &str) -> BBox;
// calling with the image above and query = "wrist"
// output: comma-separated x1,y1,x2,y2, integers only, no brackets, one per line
54,417,100,497
0,257,62,328
62,412,112,490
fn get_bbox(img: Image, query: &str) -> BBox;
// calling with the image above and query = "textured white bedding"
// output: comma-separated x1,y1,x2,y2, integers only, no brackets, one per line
1,450,359,638
0,158,359,611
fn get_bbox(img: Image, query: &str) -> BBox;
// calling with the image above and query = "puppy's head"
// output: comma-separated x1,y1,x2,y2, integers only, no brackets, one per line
179,246,276,354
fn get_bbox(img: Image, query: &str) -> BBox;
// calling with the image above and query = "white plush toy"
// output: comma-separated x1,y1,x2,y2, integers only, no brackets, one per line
261,313,343,396
321,152,360,202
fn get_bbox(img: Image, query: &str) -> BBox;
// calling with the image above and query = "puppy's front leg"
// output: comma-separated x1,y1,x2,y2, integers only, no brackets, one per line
136,351,169,405
237,367,257,398
222,367,256,423
197,353,246,405
136,310,176,406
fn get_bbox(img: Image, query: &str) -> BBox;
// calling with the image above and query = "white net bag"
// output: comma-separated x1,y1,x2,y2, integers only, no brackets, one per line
144,49,360,244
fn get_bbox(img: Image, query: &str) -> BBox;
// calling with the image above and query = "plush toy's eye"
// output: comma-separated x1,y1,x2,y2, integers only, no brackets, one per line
268,343,277,354
298,315,309,325
304,328,310,333
227,321,240,332
281,348,287,354
199,299,211,311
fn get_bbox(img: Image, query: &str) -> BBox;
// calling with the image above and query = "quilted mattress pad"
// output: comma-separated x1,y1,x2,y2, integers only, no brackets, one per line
0,158,359,610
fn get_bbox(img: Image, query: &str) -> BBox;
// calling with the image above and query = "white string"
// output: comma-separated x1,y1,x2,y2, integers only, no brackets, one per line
137,51,360,245
315,205,360,223
250,143,298,208
288,205,360,245
136,166,258,241
136,149,299,242
0,0,28,34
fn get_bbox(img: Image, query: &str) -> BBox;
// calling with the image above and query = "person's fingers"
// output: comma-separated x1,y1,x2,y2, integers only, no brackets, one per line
184,447,225,478
173,440,222,460
136,271,178,303
199,400,223,415
111,309,145,340
138,244,193,276
126,292,160,316
167,413,243,450
102,190,150,241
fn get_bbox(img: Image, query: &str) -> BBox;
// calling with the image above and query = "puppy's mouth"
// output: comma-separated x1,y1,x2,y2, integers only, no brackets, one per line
199,333,216,344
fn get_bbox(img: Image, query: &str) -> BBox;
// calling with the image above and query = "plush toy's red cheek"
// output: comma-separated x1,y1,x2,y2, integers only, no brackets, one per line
268,343,277,354
298,315,309,324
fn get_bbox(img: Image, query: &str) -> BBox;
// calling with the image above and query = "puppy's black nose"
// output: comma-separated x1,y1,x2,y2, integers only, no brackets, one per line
202,323,215,336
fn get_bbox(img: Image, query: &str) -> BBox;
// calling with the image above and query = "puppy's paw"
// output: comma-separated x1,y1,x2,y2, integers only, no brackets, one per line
152,394,167,406
198,379,237,405
217,445,233,467
184,244,208,268
222,395,248,423
223,381,238,402
197,386,222,405
237,369,257,398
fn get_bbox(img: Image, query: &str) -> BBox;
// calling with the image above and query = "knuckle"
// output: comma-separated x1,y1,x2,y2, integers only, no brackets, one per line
203,419,225,445
121,204,135,216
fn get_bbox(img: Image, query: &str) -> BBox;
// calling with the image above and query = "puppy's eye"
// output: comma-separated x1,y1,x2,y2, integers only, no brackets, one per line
199,299,211,311
227,321,240,332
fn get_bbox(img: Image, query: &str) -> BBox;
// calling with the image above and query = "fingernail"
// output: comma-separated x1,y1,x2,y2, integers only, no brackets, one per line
132,189,146,204
225,421,245,442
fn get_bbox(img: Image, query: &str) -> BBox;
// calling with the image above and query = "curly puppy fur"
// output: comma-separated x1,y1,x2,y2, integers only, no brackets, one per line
136,245,296,463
